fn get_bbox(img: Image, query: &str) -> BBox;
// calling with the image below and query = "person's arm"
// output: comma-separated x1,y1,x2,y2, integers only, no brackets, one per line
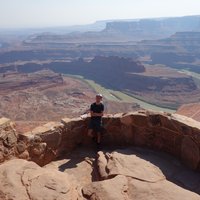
90,104,96,117
90,110,95,116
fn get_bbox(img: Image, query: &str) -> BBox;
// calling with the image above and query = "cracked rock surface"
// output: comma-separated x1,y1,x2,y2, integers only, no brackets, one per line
0,147,200,199
0,159,82,200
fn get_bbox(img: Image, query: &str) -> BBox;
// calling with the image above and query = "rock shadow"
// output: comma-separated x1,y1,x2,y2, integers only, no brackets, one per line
57,146,100,182
114,147,200,195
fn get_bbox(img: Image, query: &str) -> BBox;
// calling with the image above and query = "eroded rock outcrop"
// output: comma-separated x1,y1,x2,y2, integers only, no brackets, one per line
0,110,200,199
83,152,200,200
82,174,200,200
82,148,200,199
2,110,198,170
0,117,18,162
0,159,82,200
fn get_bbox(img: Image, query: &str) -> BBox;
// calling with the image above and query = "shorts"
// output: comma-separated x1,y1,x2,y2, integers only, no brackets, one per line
88,120,103,133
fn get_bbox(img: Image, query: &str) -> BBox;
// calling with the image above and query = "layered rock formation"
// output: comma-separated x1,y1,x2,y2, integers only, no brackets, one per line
14,110,200,170
1,56,199,109
0,110,200,199
103,16,200,41
147,31,200,73
0,56,145,76
22,16,200,43
0,70,64,95
0,69,139,132
0,70,93,123
1,110,200,169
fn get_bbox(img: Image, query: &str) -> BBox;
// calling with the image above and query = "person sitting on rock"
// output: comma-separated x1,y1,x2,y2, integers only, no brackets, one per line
88,94,104,146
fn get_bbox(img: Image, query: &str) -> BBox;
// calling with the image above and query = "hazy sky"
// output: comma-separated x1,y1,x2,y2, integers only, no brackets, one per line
0,0,200,28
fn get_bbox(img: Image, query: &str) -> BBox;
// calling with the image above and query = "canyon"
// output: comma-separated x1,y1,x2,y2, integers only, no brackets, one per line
0,56,199,109
1,17,200,111
1,14,200,200
0,69,139,132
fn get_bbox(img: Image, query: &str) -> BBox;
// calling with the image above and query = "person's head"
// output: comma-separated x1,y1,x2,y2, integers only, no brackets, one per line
96,93,103,103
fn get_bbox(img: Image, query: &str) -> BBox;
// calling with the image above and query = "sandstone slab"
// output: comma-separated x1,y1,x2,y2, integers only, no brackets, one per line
82,175,128,200
98,151,165,182
0,159,82,200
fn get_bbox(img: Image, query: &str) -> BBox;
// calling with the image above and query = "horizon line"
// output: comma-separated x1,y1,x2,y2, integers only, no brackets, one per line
0,13,200,31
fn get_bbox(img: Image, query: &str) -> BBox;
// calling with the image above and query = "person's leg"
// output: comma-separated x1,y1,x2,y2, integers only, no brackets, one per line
88,120,94,137
88,129,93,137
96,121,103,144
97,132,101,144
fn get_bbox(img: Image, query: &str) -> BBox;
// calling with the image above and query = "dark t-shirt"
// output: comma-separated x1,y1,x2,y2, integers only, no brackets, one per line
90,102,104,121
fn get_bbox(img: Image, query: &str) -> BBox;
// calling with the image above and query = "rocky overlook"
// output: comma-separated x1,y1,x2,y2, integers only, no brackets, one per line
0,110,200,199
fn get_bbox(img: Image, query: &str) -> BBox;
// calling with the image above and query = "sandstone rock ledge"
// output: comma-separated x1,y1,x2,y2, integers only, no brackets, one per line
0,110,200,199
12,110,200,170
